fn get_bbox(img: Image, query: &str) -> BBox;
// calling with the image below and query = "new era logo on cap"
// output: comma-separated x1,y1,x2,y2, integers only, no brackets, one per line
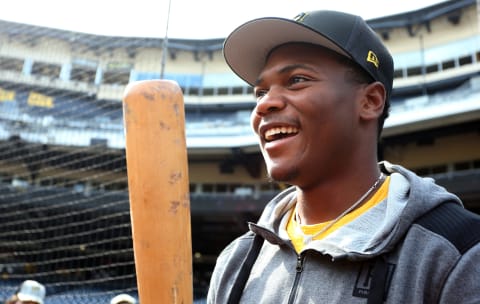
367,51,380,68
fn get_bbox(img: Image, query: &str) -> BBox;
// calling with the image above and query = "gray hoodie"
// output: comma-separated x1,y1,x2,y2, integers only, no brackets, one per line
207,162,480,303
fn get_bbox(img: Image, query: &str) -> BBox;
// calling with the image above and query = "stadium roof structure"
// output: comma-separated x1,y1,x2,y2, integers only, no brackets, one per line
0,0,474,53
368,0,474,32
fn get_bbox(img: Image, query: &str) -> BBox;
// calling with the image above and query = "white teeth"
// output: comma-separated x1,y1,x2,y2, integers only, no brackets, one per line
264,127,298,141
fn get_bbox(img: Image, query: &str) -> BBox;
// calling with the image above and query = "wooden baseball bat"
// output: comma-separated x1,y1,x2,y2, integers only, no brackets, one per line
122,80,192,304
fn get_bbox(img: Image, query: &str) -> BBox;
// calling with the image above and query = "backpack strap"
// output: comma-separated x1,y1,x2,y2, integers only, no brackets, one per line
226,233,264,304
415,202,480,254
368,202,480,303
368,255,390,304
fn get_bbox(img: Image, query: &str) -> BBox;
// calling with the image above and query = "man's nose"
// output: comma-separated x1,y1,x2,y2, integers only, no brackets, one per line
254,87,286,117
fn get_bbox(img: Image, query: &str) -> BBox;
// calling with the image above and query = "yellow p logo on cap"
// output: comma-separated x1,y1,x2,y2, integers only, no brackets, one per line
367,50,379,68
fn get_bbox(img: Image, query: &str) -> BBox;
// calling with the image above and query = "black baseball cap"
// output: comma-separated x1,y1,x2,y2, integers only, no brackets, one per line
223,10,394,102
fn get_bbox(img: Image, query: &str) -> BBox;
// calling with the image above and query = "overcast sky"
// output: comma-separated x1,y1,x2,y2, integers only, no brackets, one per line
1,0,448,39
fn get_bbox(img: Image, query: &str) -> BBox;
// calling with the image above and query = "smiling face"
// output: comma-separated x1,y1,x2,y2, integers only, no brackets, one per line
251,43,372,188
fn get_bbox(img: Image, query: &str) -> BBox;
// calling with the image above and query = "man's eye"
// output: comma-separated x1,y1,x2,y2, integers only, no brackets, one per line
254,89,267,100
290,76,308,84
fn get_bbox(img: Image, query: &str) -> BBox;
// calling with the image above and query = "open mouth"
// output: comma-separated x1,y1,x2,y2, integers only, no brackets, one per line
264,126,299,142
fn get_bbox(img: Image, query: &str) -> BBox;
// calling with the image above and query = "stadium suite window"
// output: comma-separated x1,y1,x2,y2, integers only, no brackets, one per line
202,183,214,193
406,66,423,77
217,87,230,95
454,159,480,171
454,161,471,171
216,184,228,192
31,61,61,79
0,173,12,184
426,64,439,74
431,165,448,174
203,87,214,96
71,65,96,83
414,159,480,177
104,182,128,191
216,86,253,95
474,159,480,169
441,59,455,70
232,87,246,95
0,56,23,73
185,87,200,96
393,69,404,79
103,61,131,85
102,70,129,85
459,55,473,66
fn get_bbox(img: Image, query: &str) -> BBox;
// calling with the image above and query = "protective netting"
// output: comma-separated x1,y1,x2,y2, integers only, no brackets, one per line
0,19,178,303
0,101,136,301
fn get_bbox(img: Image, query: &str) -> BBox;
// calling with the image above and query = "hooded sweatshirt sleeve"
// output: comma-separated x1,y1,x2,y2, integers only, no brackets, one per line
438,243,480,303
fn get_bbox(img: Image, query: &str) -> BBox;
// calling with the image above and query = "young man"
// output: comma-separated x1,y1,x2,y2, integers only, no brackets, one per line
207,10,480,304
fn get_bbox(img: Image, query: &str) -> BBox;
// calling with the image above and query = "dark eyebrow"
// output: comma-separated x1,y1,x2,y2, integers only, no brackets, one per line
254,63,317,86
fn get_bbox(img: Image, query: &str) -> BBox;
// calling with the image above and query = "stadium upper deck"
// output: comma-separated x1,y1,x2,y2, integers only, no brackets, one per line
0,0,478,151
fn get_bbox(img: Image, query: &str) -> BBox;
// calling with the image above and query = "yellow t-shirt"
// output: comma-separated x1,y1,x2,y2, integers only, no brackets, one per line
287,176,390,253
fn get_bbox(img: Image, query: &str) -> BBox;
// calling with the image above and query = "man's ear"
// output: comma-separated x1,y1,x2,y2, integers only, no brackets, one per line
359,82,386,121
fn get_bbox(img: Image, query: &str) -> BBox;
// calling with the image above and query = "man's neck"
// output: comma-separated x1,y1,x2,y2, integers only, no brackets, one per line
295,168,382,225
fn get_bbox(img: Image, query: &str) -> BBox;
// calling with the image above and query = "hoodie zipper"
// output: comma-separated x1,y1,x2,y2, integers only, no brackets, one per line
287,254,305,304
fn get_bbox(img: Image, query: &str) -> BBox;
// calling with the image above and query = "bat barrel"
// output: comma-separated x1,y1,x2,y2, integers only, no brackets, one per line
123,80,192,304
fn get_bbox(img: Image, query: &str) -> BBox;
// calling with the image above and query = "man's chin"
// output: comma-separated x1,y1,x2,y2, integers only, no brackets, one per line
267,167,298,184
